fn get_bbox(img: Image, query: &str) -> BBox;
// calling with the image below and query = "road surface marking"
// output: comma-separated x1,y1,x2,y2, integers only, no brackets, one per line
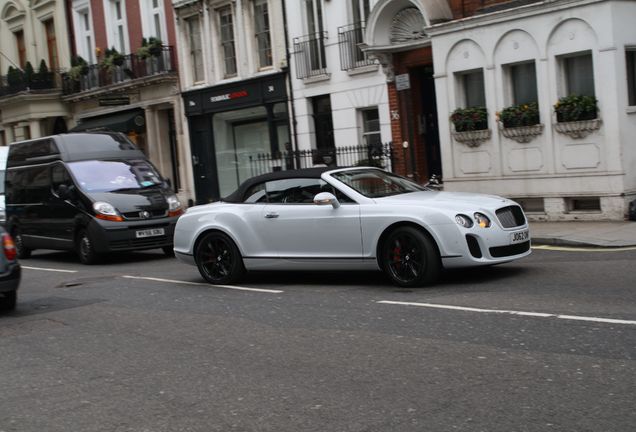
121,275,284,294
22,266,78,273
377,301,636,326
532,245,636,252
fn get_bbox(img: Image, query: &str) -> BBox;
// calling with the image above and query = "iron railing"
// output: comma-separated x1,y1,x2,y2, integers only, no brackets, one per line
0,71,57,97
62,46,176,95
293,32,328,79
247,143,395,178
338,22,374,71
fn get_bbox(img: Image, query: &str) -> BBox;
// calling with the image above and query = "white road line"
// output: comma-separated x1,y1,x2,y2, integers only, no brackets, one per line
377,300,636,326
532,245,636,252
121,275,284,294
22,266,78,273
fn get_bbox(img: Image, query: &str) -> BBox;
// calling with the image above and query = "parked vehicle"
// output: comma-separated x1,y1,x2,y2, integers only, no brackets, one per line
0,146,8,225
4,132,183,264
174,167,531,287
0,225,20,311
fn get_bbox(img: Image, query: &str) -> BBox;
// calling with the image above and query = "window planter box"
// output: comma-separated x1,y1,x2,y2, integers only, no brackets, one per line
500,123,544,143
452,128,491,147
554,118,601,139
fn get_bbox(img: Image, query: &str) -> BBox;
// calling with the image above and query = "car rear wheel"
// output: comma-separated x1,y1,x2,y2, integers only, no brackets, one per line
0,290,17,311
381,226,440,287
195,231,245,285
77,230,99,265
13,228,31,259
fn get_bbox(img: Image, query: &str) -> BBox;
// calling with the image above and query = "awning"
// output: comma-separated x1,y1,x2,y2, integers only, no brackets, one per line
71,109,146,134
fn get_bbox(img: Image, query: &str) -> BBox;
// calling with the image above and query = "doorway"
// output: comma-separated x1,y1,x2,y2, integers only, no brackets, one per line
417,66,442,179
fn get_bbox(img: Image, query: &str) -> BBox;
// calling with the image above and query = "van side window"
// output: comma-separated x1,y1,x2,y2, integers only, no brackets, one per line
7,139,59,164
51,164,72,195
8,165,50,204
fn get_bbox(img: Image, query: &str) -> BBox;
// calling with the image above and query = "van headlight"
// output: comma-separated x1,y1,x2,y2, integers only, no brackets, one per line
93,201,123,222
167,195,183,217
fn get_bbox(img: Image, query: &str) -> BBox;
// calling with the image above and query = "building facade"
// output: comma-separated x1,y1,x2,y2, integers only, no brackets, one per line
63,0,192,204
0,0,72,145
172,0,289,203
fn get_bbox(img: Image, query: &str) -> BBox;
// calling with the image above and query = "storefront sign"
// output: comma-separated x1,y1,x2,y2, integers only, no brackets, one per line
99,95,131,106
209,90,249,103
395,73,411,91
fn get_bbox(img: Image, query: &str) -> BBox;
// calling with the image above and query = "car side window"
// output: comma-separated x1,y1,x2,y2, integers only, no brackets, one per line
243,182,267,203
265,178,354,204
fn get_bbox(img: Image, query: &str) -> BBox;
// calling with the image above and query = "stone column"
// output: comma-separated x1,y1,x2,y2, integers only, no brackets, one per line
29,119,42,138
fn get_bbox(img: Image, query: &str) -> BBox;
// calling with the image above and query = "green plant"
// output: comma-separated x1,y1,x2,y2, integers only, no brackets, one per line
554,95,598,122
498,102,540,128
38,59,49,75
147,37,163,56
68,56,89,80
450,106,488,132
24,61,34,83
101,47,125,71
6,66,24,87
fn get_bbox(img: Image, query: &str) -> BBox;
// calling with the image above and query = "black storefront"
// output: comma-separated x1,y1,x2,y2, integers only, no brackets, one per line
183,72,290,204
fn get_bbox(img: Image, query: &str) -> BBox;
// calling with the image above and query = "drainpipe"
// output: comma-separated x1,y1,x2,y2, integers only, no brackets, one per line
281,0,299,153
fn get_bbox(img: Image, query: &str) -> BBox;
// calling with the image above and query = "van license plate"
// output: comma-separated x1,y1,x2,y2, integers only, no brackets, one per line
136,228,165,238
510,229,529,244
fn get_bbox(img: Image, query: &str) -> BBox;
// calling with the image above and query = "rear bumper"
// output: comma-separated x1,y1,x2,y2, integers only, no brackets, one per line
0,263,21,293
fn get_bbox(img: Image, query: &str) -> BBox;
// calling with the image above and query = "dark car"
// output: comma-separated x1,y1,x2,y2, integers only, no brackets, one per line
0,226,20,311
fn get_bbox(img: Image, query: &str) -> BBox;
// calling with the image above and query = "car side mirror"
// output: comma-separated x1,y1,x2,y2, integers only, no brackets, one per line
313,192,340,209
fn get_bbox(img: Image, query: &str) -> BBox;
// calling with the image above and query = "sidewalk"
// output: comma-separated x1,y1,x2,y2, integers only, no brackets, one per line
529,221,636,248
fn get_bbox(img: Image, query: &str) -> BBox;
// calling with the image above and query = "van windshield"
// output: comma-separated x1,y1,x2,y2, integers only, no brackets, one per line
67,159,163,192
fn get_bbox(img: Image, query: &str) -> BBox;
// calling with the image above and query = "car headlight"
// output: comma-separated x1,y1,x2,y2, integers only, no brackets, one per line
167,195,184,217
474,212,491,228
93,201,123,222
455,214,473,228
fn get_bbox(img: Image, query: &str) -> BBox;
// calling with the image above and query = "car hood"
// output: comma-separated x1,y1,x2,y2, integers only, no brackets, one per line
376,191,515,211
89,189,171,213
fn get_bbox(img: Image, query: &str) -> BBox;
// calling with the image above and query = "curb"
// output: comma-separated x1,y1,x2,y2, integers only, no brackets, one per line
531,237,636,248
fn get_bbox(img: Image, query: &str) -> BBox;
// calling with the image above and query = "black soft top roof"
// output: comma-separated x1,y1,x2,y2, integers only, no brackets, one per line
223,167,334,203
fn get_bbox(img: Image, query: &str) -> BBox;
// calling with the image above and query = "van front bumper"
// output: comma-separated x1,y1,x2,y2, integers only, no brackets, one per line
88,217,178,253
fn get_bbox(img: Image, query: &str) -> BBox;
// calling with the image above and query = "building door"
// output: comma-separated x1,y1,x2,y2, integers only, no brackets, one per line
190,115,218,204
312,95,335,165
418,66,442,179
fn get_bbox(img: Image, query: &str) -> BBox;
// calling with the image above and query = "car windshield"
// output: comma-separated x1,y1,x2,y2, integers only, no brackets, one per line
67,159,163,192
332,169,426,198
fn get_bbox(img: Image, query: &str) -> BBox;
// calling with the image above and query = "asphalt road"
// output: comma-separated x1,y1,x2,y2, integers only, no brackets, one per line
1,247,635,432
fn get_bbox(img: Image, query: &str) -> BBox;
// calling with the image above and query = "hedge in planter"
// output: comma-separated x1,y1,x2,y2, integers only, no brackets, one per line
554,95,597,122
450,106,488,132
498,102,540,128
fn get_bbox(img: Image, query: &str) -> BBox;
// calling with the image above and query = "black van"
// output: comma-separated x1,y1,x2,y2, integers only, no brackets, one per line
4,132,183,264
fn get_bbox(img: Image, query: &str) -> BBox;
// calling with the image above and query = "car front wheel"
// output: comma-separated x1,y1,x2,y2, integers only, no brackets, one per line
381,226,440,287
195,231,245,285
77,230,99,265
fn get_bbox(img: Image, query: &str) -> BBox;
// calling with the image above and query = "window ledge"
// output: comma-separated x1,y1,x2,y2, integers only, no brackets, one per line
626,106,636,115
302,73,331,84
346,64,379,76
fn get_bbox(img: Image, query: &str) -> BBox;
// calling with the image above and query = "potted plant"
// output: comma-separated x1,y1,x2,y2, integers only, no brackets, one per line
102,47,125,72
450,106,491,147
553,95,601,139
6,66,24,88
68,56,89,81
147,37,164,57
497,101,544,143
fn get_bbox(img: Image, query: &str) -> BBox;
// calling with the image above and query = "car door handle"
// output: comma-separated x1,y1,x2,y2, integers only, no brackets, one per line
265,212,279,219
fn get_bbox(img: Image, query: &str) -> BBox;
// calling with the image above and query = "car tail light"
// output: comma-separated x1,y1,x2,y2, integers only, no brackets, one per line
3,233,17,261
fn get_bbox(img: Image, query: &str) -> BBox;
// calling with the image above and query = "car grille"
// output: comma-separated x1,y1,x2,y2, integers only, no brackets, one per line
489,241,530,258
496,205,526,228
122,209,168,220
110,236,170,250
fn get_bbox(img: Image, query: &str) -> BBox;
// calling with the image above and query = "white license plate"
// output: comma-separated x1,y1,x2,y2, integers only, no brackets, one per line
136,228,165,238
510,229,529,244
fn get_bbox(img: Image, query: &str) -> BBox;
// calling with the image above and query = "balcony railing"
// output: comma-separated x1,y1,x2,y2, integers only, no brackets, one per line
338,23,374,71
0,71,57,98
293,32,328,79
247,143,395,178
62,46,176,95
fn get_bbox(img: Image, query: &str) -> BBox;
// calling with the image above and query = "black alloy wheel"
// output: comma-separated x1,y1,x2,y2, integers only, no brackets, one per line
0,290,17,311
13,228,31,259
382,226,440,287
195,231,245,285
77,230,99,265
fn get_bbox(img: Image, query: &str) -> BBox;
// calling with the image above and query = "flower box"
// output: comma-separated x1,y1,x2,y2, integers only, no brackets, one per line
553,118,602,139
452,129,491,147
500,123,544,143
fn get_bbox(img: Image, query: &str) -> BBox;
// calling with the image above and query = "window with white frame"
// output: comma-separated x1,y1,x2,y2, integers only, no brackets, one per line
104,0,129,53
218,6,237,77
563,52,595,97
508,61,538,105
253,0,272,69
626,48,636,106
140,0,166,42
72,1,95,63
457,69,486,108
350,0,370,24
360,108,381,147
186,15,204,83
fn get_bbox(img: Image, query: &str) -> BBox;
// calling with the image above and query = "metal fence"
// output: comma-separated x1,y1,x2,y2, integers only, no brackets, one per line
0,71,57,97
338,23,375,71
293,32,329,79
247,143,395,178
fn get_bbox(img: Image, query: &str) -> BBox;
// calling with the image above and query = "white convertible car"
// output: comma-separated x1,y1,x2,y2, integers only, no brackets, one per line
174,167,531,287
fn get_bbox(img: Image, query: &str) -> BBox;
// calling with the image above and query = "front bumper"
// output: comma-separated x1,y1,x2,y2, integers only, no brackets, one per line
88,217,179,254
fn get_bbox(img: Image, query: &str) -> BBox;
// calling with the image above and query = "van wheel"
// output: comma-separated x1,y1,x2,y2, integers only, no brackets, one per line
0,290,17,311
13,229,31,259
77,230,99,265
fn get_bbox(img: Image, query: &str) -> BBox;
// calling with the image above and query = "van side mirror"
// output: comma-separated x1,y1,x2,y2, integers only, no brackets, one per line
57,184,76,201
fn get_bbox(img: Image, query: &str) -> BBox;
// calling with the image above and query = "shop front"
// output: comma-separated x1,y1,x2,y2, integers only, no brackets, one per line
183,73,290,204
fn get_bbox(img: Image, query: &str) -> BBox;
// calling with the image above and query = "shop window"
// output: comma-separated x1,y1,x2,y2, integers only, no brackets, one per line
457,69,486,108
507,61,538,105
360,108,381,147
186,15,204,83
627,48,636,106
218,6,237,77
253,0,272,69
562,52,595,97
